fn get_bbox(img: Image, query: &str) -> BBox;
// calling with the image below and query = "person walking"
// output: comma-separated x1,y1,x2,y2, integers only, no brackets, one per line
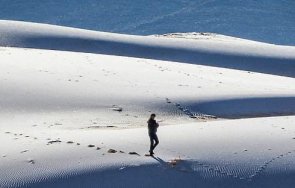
147,113,159,156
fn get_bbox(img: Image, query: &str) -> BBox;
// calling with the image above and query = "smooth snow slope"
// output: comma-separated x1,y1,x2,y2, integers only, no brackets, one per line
1,0,295,45
1,109,295,187
1,20,295,78
1,46,295,123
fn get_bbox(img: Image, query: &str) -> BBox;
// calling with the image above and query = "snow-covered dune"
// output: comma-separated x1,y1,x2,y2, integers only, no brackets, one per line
0,21,295,188
1,20,295,78
1,0,295,45
1,111,295,187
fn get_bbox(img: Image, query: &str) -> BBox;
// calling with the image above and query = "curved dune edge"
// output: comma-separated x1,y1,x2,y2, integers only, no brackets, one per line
1,20,295,78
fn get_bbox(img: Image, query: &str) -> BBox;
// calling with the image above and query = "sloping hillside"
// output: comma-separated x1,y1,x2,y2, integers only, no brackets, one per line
1,20,295,78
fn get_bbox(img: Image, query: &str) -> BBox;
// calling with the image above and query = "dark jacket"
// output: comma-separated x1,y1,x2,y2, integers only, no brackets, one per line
147,119,159,134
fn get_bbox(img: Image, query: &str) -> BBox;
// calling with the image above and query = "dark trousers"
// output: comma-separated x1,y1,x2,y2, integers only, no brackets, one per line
149,132,159,153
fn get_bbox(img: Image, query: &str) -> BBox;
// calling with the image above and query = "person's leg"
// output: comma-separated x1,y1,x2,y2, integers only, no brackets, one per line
149,134,154,154
153,134,159,150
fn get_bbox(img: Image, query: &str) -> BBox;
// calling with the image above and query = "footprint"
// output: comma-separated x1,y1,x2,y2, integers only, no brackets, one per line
88,144,95,148
48,140,62,144
107,126,116,128
20,150,29,154
111,105,123,112
128,152,140,156
108,149,117,153
165,98,171,103
27,159,35,164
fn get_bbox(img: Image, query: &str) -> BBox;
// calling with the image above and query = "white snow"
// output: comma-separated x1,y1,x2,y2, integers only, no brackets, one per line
1,20,295,77
0,20,295,188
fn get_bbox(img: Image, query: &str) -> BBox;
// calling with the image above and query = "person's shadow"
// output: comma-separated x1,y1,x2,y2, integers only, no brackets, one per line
152,156,193,173
152,156,167,165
